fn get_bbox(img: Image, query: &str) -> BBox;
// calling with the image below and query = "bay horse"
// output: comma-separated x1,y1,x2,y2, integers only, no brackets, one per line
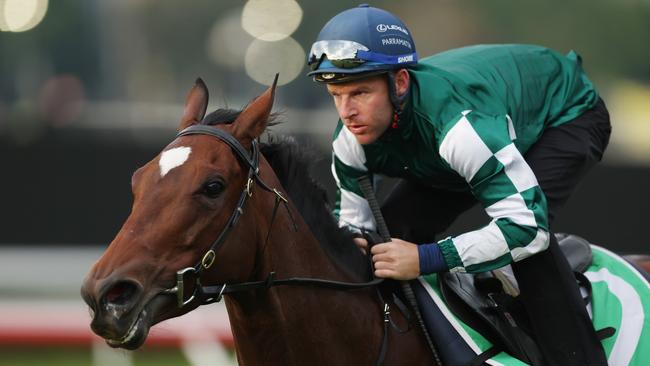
81,78,430,365
81,78,650,365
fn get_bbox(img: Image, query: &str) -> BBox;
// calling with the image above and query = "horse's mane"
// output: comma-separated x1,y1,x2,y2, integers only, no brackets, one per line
201,109,372,280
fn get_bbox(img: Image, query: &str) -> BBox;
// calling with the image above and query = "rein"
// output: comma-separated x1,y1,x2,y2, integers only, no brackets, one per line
185,271,384,305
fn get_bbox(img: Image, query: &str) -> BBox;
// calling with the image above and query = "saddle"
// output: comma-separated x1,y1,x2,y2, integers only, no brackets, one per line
438,233,593,365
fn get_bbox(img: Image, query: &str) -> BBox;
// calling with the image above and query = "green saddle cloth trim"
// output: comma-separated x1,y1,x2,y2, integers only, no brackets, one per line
419,244,650,365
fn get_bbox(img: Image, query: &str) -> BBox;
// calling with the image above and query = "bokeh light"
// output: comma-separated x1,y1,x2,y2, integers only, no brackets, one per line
241,0,302,41
206,7,253,70
240,0,305,86
608,81,650,164
0,0,48,32
245,37,304,86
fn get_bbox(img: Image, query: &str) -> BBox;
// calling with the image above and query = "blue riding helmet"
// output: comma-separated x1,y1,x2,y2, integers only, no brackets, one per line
308,4,418,83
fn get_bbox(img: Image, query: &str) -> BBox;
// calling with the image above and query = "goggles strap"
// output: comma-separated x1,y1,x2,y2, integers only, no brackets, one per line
356,50,417,66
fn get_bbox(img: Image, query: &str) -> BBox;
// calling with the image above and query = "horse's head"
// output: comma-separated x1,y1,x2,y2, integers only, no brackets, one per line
81,77,279,349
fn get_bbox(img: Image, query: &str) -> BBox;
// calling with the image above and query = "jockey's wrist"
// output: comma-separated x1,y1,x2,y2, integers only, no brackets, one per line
418,243,449,274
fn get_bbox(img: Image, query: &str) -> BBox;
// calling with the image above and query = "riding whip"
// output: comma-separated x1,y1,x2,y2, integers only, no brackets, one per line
357,175,443,366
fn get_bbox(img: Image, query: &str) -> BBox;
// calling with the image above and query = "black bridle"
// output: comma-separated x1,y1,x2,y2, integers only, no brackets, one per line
162,124,291,307
162,125,384,305
162,124,404,366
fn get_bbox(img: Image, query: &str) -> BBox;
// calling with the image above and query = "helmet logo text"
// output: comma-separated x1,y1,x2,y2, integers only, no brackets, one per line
398,55,414,63
376,24,409,35
381,37,412,50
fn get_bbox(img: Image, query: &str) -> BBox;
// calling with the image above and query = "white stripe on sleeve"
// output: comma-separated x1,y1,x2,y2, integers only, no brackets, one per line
485,193,537,227
339,189,376,231
439,115,493,182
451,221,510,270
510,229,550,261
494,144,538,193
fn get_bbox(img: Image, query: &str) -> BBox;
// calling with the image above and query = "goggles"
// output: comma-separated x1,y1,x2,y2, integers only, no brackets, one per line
308,39,418,72
308,40,369,70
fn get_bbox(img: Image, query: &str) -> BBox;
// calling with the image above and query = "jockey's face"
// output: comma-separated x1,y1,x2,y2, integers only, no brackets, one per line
326,74,391,145
326,69,409,145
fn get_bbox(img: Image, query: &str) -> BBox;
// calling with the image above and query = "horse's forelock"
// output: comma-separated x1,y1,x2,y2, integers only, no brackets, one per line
201,108,241,126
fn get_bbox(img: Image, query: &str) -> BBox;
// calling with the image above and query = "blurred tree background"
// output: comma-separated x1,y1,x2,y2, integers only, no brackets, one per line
1,0,649,251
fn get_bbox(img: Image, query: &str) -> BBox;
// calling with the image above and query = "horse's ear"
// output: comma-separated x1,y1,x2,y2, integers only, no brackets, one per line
179,78,209,131
232,74,278,146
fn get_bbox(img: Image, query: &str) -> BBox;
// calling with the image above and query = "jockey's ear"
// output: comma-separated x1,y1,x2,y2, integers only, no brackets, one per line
394,69,410,99
179,78,209,131
232,74,278,147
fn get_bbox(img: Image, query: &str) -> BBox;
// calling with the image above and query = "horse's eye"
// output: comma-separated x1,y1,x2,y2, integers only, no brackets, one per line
202,181,224,198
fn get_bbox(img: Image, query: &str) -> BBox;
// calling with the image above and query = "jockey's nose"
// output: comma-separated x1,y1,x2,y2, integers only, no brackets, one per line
338,96,358,121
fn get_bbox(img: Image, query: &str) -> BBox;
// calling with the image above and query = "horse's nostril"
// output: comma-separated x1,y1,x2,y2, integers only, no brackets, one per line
103,281,138,307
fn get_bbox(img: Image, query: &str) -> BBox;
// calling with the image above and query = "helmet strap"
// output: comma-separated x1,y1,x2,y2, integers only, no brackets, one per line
386,71,409,129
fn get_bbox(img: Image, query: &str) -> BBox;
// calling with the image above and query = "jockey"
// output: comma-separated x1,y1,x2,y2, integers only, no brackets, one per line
308,4,611,366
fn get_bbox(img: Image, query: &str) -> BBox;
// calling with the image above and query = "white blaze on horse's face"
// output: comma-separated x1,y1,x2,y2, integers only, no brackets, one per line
159,146,192,177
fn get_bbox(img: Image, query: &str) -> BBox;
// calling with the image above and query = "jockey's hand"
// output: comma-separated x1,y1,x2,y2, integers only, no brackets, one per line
353,237,369,254
370,238,420,280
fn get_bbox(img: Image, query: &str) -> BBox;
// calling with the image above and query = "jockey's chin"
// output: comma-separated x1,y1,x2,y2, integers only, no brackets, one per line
348,123,389,145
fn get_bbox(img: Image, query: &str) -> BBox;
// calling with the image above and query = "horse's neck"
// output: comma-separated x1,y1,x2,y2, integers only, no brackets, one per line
248,179,359,283
252,161,360,281
225,180,381,365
